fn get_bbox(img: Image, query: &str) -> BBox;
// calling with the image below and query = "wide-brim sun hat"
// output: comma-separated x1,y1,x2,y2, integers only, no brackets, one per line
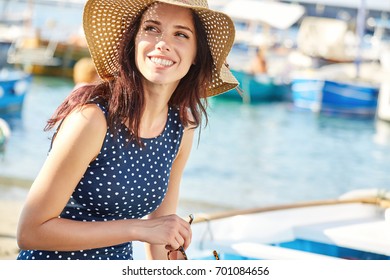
83,0,239,97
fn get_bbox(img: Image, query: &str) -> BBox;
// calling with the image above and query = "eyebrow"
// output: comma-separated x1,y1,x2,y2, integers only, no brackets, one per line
144,19,194,34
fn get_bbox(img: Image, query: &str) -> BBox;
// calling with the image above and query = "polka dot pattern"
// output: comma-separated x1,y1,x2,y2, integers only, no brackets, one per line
17,104,184,260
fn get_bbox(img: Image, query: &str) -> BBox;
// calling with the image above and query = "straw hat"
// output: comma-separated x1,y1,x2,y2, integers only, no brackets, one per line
83,0,238,96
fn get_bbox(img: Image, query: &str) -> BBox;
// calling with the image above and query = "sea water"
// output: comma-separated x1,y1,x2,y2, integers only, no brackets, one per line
1,76,390,213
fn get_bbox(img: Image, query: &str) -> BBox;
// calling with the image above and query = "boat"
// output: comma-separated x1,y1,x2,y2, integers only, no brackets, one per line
0,68,32,116
294,16,357,64
219,68,291,103
7,29,91,79
212,0,305,103
4,0,90,79
290,63,381,118
287,0,390,118
0,4,33,68
130,189,390,260
291,14,384,65
0,8,33,116
17,40,91,79
184,188,390,260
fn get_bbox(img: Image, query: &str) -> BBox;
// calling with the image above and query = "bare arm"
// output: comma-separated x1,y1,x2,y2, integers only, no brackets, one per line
17,104,192,252
145,126,195,260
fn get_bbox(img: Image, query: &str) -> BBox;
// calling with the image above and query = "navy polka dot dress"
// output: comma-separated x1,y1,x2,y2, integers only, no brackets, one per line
17,104,184,260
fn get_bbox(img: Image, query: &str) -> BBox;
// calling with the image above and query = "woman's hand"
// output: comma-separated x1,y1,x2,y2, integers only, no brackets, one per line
137,214,192,251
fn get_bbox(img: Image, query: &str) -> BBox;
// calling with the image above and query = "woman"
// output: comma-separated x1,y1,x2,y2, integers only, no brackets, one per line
17,0,237,260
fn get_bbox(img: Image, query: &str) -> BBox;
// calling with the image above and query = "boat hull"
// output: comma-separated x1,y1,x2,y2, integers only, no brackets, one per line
217,69,290,103
27,43,90,78
0,71,32,115
187,194,390,260
291,78,379,118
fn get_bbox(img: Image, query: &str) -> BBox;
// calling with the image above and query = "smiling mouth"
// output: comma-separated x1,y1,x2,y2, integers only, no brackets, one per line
150,57,174,67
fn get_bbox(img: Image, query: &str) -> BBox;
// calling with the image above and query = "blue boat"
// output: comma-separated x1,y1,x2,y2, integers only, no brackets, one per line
0,69,32,115
292,78,379,118
291,78,323,112
321,80,379,117
291,63,381,118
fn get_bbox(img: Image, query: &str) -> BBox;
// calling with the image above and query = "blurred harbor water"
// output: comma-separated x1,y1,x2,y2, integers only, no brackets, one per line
1,75,390,212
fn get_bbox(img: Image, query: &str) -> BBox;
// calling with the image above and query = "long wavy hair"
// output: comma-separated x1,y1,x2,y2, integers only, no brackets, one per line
45,8,213,146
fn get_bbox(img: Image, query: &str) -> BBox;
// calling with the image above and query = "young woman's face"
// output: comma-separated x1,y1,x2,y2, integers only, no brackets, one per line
135,3,197,90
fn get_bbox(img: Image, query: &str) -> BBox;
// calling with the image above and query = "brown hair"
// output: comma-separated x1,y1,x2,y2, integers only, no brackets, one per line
45,9,212,146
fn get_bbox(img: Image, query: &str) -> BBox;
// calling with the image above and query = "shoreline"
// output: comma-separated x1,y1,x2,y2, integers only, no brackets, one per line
0,175,34,189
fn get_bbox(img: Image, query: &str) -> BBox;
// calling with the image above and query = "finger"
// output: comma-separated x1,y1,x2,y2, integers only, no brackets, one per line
165,237,181,251
175,236,185,250
181,224,192,250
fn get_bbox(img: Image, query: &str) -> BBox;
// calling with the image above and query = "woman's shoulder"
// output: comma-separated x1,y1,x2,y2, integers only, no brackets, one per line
49,103,108,161
64,103,108,136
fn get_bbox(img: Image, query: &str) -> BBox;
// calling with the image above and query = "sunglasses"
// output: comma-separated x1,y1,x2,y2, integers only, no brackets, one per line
167,214,220,260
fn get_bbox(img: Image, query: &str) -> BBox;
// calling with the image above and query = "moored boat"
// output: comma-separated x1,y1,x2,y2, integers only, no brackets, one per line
186,189,390,260
213,0,305,103
7,34,90,79
0,69,32,115
219,69,291,103
131,189,390,260
291,63,381,118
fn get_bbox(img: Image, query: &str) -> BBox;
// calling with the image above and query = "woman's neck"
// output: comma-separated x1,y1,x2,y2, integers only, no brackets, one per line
139,85,172,139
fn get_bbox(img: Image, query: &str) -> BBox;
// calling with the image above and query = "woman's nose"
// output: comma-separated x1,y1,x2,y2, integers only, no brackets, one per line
155,35,171,52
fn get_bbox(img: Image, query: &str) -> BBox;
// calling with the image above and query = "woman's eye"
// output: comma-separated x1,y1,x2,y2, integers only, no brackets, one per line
144,25,158,32
176,32,189,39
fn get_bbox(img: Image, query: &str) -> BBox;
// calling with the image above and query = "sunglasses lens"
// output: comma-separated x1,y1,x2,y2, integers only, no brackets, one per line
167,247,188,260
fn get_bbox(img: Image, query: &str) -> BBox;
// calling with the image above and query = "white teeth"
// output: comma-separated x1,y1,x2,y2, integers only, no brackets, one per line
150,57,173,66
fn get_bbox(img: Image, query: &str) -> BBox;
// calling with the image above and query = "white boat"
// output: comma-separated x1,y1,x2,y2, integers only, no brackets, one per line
222,0,305,48
294,16,358,63
131,189,390,260
286,0,390,66
186,189,390,260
